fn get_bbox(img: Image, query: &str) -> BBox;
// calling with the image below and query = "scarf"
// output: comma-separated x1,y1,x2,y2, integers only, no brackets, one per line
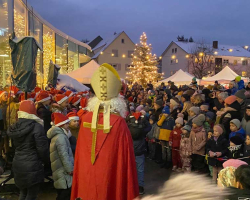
17,111,44,127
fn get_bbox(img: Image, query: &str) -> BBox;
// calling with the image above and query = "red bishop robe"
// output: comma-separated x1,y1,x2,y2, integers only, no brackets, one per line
71,111,139,200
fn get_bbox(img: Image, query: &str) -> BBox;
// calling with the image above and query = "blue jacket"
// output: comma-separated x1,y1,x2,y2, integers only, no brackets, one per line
238,80,245,90
231,87,238,95
229,127,246,141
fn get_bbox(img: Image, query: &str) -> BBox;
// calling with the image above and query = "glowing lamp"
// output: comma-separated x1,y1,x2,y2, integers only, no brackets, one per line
171,55,176,59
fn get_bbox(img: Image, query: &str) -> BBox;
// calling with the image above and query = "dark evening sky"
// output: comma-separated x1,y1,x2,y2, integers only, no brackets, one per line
28,0,250,55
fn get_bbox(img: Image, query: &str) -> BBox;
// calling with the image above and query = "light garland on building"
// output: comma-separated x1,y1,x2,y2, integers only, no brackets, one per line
14,9,25,37
126,32,163,88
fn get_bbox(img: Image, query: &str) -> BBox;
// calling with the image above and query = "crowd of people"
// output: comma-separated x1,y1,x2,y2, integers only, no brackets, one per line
0,73,250,200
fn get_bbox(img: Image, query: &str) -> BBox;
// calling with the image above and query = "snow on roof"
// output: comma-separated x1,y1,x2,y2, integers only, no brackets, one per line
174,41,250,58
92,32,123,59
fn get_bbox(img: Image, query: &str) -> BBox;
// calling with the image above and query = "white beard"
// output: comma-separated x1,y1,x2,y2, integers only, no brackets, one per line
86,96,127,118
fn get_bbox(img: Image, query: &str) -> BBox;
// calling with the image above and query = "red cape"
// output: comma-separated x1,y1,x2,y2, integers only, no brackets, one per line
71,111,139,200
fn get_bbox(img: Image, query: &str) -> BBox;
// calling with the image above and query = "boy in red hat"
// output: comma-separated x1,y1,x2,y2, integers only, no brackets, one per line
47,113,74,200
51,94,69,115
67,112,79,154
68,96,81,112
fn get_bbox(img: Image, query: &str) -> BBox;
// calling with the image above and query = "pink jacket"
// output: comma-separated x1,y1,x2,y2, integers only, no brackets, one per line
180,137,192,158
190,127,207,155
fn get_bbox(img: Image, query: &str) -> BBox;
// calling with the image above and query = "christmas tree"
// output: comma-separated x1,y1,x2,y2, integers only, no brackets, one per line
126,32,163,88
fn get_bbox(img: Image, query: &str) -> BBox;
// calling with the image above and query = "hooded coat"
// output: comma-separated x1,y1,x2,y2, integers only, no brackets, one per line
7,118,49,189
37,102,52,134
47,126,74,189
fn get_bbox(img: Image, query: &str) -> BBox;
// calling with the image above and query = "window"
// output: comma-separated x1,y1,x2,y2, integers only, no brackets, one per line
110,63,121,71
242,71,247,77
128,50,133,58
175,48,177,53
171,59,178,64
176,59,178,63
121,39,124,43
223,59,229,64
14,0,27,37
172,49,174,54
233,60,237,65
242,60,248,66
112,49,118,57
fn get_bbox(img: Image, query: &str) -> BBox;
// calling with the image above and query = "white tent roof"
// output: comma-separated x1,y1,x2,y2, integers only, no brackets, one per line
67,60,100,84
200,66,248,84
160,69,199,85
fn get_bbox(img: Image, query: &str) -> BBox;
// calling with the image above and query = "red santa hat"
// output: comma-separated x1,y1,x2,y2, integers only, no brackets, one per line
9,86,22,97
79,97,88,109
82,91,89,96
55,94,68,105
69,96,81,106
51,113,70,127
34,86,42,94
19,93,34,102
19,100,37,115
0,91,7,98
67,112,79,121
36,91,51,103
65,91,74,98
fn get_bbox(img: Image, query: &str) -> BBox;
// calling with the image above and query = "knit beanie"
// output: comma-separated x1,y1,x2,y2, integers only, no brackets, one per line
192,114,205,126
177,113,184,118
218,92,228,101
149,115,157,123
175,95,182,102
170,98,179,107
235,89,246,100
181,94,190,101
230,136,243,145
205,111,215,120
235,76,241,82
200,104,209,111
185,89,195,97
213,125,223,135
189,106,200,115
225,95,237,105
146,99,152,105
162,106,170,114
144,106,150,113
230,119,241,129
182,125,191,132
175,117,184,125
136,105,144,112
155,99,163,107
223,159,248,169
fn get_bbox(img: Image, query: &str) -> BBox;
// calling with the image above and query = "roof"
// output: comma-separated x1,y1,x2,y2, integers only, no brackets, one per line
162,41,250,58
92,32,124,59
88,36,103,49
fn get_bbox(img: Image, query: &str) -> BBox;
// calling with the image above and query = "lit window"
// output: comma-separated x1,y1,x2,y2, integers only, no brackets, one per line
128,51,133,58
195,58,198,63
176,59,178,63
233,60,237,65
223,59,229,64
242,71,247,77
112,49,118,57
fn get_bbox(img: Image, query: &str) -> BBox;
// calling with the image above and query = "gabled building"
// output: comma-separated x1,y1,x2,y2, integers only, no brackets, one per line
90,31,135,79
161,41,250,78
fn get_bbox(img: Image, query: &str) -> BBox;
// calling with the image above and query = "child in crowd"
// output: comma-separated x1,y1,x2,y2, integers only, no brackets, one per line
205,111,215,128
67,112,80,155
68,96,81,112
206,125,228,182
190,114,207,172
146,115,158,160
229,119,246,141
157,106,175,168
206,129,213,177
180,125,192,172
181,94,192,121
244,135,250,165
200,104,209,114
228,136,244,159
169,116,183,171
185,106,199,126
47,113,74,200
51,94,69,115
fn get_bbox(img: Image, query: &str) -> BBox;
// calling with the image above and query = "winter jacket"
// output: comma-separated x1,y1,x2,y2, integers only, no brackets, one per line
218,102,241,138
190,126,207,155
180,136,192,158
37,103,52,135
146,123,157,140
229,128,246,141
127,114,148,156
6,101,19,129
243,145,250,165
169,127,182,148
213,98,224,111
47,126,74,189
0,101,7,130
157,115,175,141
241,118,250,135
7,118,49,189
239,99,250,119
227,145,243,159
154,107,164,120
237,80,245,90
206,135,228,167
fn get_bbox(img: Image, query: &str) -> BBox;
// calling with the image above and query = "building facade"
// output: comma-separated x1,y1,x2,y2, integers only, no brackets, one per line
90,31,135,79
161,41,250,78
0,0,92,89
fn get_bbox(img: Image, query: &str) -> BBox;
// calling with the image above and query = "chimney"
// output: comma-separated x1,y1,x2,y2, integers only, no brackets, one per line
213,41,218,49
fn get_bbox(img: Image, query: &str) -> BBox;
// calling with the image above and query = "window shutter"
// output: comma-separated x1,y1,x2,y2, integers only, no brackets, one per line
117,64,121,70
